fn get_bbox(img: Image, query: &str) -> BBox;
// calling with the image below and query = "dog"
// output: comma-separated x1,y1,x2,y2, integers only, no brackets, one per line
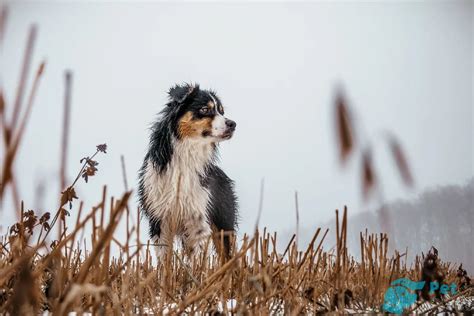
138,83,238,258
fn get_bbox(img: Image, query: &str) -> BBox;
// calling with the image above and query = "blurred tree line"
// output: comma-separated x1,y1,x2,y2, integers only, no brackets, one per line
348,178,473,272
293,179,473,273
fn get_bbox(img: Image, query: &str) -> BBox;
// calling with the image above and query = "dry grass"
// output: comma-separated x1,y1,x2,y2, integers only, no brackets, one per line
1,12,471,315
0,200,467,314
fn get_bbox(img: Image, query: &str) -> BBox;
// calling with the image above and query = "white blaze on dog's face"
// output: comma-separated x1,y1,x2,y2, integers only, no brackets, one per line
177,90,236,142
208,93,230,139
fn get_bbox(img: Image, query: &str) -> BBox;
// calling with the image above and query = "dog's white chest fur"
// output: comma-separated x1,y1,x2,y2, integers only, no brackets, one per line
143,138,213,246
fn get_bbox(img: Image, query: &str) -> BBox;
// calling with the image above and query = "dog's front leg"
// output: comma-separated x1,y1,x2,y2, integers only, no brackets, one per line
182,215,212,258
151,226,174,262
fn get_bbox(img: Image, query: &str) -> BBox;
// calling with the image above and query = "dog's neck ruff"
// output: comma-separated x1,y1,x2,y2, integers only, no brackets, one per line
143,137,215,224
168,137,215,177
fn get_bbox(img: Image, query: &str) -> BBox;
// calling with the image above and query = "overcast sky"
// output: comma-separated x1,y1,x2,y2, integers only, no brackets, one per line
1,1,472,246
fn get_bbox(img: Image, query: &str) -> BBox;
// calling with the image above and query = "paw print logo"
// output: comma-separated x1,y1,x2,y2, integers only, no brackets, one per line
383,278,425,314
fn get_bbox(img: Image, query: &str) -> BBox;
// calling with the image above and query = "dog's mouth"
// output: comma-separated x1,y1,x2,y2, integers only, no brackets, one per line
211,119,236,141
220,131,234,139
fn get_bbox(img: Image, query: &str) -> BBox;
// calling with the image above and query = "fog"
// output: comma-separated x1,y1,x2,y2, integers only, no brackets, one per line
1,2,472,257
304,179,474,271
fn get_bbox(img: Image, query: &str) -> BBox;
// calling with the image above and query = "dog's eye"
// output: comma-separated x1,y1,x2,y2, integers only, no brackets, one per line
199,107,210,115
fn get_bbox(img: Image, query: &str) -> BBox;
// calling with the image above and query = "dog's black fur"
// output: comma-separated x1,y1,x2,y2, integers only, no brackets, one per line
138,83,238,256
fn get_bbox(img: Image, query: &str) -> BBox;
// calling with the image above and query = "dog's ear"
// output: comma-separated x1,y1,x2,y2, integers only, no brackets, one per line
168,83,199,104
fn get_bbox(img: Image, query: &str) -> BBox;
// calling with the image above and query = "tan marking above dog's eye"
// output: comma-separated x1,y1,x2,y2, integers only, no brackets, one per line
219,105,224,114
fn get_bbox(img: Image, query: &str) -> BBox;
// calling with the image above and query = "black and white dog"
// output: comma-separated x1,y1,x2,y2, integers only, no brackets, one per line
138,83,238,258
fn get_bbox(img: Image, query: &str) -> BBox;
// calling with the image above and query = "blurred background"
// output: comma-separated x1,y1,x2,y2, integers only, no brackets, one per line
1,2,472,269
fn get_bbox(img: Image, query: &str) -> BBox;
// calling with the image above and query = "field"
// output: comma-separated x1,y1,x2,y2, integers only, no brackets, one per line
1,12,473,315
0,192,472,314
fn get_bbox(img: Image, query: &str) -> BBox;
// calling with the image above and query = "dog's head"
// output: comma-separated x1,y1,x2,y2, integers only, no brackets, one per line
167,83,236,142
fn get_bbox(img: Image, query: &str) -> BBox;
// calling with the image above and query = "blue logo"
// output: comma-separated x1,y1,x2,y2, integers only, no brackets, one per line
383,278,425,314
383,278,458,314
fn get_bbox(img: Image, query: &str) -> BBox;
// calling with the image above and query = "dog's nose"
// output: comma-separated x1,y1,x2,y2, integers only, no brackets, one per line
226,119,236,130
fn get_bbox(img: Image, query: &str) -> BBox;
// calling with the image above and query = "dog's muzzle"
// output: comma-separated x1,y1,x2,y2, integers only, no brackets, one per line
222,119,236,139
